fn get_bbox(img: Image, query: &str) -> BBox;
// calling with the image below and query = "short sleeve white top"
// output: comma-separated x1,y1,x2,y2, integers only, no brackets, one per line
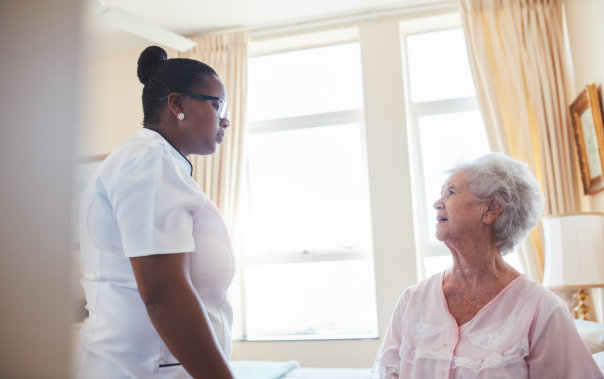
77,128,235,378
374,272,603,379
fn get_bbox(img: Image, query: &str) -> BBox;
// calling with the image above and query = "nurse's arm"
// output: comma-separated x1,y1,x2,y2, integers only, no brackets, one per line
130,252,235,379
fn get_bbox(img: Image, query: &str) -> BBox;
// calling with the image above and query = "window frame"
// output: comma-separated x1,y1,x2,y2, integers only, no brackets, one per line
408,96,482,258
240,39,378,341
399,15,489,269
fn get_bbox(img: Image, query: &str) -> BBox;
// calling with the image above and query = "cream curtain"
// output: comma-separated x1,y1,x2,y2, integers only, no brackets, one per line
179,32,249,232
459,0,582,281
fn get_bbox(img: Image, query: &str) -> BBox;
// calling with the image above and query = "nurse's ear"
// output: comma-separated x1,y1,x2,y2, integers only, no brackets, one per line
166,93,184,120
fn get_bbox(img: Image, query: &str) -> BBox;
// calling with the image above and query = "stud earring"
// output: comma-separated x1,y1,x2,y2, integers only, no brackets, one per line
177,112,185,120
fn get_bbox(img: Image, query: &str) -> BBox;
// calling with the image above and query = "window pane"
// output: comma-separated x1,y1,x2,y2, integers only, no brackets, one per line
244,260,378,339
418,111,490,243
248,43,364,121
244,41,375,340
247,123,372,254
406,28,475,102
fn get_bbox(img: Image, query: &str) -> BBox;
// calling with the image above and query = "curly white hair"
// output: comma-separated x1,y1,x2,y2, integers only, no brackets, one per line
447,152,544,255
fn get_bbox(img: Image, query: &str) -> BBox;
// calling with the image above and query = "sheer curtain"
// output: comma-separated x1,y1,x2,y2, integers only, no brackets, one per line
179,31,249,233
459,0,581,281
179,31,249,337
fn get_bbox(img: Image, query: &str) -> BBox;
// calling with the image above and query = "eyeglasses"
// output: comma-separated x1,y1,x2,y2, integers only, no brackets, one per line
158,92,229,120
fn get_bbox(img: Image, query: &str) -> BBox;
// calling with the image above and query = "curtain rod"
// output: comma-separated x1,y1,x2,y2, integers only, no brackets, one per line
199,0,457,38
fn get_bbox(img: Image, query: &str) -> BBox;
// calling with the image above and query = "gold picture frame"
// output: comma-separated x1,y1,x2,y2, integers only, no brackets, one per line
570,84,604,194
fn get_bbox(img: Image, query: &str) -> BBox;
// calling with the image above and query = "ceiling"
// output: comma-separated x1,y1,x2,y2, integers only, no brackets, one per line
83,0,441,55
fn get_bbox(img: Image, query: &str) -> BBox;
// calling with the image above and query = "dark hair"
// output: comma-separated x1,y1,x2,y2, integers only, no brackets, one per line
137,46,218,126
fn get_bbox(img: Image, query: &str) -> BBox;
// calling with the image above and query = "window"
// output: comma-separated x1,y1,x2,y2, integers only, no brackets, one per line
400,16,524,278
242,41,378,340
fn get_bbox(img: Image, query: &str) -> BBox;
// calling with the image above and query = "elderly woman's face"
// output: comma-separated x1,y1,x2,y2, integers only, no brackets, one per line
433,170,487,244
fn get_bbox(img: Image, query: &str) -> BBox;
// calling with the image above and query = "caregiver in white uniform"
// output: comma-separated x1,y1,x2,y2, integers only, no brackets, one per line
76,46,235,379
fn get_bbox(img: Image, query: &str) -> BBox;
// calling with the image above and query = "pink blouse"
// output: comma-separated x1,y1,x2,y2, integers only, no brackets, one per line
374,272,603,379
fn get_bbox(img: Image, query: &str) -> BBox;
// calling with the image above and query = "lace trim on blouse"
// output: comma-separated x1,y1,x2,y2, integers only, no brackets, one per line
468,314,517,350
401,338,529,373
412,303,445,339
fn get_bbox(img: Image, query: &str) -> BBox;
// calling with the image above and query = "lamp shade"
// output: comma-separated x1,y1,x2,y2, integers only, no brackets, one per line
542,213,604,289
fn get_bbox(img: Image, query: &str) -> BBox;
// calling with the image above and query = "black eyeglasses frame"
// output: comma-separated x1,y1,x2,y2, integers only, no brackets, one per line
158,92,229,120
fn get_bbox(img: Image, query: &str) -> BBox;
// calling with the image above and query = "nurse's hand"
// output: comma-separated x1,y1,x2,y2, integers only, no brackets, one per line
130,252,235,379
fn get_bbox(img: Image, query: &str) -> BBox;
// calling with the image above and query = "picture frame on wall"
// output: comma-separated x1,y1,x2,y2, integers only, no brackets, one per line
570,84,604,195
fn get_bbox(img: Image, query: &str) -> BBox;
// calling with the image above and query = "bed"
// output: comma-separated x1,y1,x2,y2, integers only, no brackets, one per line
232,319,604,379
231,361,372,379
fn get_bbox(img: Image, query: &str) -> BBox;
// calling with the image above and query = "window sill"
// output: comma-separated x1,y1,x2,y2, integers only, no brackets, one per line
235,333,378,342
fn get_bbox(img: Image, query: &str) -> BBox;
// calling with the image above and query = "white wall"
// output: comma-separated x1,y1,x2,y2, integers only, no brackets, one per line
564,0,604,213
0,0,79,377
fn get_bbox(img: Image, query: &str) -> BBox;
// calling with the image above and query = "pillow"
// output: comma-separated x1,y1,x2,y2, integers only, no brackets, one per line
574,319,604,354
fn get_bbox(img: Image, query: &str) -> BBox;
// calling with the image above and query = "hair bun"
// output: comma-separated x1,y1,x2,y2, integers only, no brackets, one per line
137,46,168,85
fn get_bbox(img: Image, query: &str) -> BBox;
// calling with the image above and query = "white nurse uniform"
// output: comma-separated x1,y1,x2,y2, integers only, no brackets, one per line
75,128,235,378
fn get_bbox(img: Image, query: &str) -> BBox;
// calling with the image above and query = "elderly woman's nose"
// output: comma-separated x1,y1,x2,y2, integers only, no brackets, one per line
433,198,443,209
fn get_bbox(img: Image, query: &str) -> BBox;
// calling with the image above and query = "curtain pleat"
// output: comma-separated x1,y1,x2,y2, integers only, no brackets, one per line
179,32,249,338
459,0,581,282
179,32,249,233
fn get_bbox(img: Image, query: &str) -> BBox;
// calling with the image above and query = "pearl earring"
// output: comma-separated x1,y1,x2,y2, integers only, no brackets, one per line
177,112,185,120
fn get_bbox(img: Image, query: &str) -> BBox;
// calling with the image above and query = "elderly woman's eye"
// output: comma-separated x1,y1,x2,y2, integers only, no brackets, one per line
212,102,220,111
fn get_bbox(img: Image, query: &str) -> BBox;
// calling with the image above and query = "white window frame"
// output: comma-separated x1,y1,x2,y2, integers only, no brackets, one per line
244,108,371,266
408,97,481,259
241,37,377,341
400,14,487,272
246,108,370,268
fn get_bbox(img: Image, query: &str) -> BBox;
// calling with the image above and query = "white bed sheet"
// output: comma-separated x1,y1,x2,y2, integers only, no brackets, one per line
284,367,372,378
234,351,604,378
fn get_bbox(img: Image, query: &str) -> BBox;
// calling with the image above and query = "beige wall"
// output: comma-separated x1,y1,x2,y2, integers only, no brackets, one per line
565,0,604,212
564,0,604,325
80,49,143,156
0,0,79,377
80,47,181,157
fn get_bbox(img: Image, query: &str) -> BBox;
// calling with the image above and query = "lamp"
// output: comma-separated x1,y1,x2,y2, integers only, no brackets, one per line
543,213,604,320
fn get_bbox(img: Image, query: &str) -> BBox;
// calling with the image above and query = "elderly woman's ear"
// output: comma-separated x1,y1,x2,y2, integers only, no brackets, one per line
482,198,503,224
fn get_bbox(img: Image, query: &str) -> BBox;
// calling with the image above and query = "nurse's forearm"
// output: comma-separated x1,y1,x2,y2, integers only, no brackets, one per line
146,285,233,378
131,253,234,379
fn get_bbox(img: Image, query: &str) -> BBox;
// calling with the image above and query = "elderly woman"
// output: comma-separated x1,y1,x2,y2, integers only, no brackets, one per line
375,153,602,378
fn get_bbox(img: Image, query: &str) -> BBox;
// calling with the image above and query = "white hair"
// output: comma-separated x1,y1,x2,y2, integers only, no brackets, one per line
447,152,544,255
